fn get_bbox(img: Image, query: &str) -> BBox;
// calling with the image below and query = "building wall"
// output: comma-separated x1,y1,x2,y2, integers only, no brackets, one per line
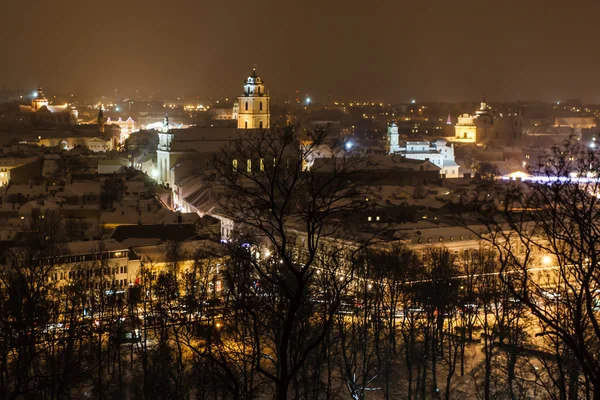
454,114,478,142
237,95,270,129
9,158,42,184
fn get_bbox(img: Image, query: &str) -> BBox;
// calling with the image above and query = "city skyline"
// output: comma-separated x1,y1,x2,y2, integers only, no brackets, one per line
2,0,600,102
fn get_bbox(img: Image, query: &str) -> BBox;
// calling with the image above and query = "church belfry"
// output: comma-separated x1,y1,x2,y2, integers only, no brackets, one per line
387,122,400,154
31,85,49,111
237,68,270,129
156,116,175,185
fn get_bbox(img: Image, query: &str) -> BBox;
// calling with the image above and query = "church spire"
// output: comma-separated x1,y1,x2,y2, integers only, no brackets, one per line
98,109,105,133
162,115,170,133
480,92,488,111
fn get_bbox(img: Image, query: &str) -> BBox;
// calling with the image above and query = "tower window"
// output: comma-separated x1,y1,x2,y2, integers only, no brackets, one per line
259,120,263,129
245,121,248,129
232,159,238,171
245,102,248,111
260,158,265,171
260,102,263,111
247,159,251,172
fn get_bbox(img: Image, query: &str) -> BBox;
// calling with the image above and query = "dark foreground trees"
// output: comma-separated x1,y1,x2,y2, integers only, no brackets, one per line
209,125,373,399
465,139,600,399
4,129,600,399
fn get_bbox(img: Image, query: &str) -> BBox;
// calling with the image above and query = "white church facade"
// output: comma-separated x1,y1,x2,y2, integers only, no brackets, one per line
387,123,460,178
150,69,272,240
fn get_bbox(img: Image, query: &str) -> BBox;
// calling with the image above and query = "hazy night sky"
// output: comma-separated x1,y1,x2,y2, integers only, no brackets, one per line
1,0,599,102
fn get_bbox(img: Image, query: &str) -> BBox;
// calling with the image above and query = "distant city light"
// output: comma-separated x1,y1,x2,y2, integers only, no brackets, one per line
116,107,121,112
345,141,353,150
32,91,38,98
411,99,416,104
151,169,159,179
306,97,311,105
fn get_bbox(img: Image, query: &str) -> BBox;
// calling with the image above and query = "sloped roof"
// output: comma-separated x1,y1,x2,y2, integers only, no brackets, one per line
131,239,222,263
111,224,198,242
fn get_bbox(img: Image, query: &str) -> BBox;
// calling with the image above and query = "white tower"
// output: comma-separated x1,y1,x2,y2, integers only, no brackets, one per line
157,116,175,185
237,68,270,129
387,122,400,154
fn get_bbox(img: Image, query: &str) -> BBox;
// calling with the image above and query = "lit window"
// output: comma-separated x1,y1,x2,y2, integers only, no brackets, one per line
216,280,222,292
376,216,380,221
368,216,372,221
273,158,277,167
247,159,252,172
232,159,238,171
260,158,265,171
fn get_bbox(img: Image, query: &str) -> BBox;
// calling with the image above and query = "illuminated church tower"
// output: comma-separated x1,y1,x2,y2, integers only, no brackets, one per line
157,116,176,185
31,85,49,111
237,68,270,129
387,122,400,154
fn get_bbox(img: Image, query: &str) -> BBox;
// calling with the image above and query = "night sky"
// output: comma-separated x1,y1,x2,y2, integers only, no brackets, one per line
2,0,599,102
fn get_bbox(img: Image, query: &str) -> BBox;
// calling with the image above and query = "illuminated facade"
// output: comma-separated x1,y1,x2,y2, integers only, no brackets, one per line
453,99,493,143
387,122,460,178
386,122,400,153
156,117,186,186
19,85,78,125
105,117,136,143
31,85,49,111
237,69,270,129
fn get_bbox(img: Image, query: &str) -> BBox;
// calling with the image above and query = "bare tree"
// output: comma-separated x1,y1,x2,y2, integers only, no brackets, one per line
466,138,600,398
211,125,372,399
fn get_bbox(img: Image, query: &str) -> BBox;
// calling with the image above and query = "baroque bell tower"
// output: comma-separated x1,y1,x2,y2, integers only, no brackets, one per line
237,68,270,129
31,85,49,111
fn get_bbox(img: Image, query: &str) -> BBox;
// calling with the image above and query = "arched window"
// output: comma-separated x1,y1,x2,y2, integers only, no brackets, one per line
260,158,265,171
259,120,263,129
245,102,248,111
245,121,248,129
246,159,251,172
259,102,263,111
232,159,238,171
